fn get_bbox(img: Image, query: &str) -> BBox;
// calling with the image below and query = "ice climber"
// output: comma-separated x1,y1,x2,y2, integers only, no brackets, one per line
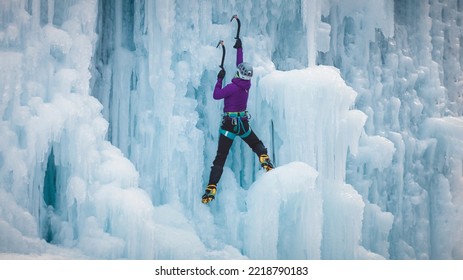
201,37,274,204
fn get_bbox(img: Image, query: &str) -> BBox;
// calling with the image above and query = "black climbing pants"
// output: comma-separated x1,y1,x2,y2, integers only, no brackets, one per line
208,117,268,185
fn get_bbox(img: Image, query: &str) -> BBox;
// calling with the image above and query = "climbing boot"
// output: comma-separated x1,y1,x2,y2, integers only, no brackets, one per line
259,154,274,172
201,184,217,204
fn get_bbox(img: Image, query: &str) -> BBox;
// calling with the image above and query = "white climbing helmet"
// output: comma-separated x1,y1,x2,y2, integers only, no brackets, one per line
237,62,253,80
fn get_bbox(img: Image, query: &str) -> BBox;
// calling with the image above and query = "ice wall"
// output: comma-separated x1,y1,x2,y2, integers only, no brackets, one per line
245,162,321,259
324,0,463,259
253,66,387,259
1,0,462,260
0,0,205,259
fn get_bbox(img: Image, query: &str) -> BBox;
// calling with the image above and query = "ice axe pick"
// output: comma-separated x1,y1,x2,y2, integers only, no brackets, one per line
230,14,241,39
216,40,225,70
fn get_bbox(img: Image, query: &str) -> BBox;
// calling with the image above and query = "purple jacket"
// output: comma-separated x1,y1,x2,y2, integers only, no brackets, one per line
213,48,251,112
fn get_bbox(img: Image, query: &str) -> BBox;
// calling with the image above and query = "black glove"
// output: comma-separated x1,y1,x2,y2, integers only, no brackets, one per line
233,38,242,49
217,69,226,79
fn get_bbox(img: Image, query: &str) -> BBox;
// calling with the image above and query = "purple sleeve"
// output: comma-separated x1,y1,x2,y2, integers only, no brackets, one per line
213,79,234,100
236,48,243,66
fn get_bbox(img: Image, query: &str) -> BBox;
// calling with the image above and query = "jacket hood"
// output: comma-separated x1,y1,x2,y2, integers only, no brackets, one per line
232,77,251,90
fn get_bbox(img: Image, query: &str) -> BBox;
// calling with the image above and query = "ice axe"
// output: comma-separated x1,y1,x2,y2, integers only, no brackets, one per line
230,14,241,39
216,40,225,70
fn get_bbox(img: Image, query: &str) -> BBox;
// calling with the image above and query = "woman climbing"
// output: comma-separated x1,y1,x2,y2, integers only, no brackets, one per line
201,35,274,204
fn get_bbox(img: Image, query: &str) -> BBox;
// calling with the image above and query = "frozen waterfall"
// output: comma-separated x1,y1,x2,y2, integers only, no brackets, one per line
1,0,462,260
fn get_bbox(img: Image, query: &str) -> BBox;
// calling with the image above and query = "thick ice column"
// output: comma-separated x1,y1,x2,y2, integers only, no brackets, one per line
301,0,330,66
420,117,463,259
258,66,364,180
244,162,321,259
256,66,389,259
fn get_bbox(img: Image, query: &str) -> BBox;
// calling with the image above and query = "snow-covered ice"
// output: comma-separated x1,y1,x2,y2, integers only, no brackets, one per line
1,0,462,260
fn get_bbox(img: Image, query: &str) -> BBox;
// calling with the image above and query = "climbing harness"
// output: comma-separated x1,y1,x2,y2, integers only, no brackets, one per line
219,111,252,140
222,111,250,119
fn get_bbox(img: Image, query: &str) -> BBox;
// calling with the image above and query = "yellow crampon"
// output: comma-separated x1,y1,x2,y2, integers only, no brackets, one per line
259,154,274,172
201,184,217,204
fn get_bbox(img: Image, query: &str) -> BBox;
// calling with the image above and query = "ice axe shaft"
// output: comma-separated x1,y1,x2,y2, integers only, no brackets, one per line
230,15,241,39
216,40,225,69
